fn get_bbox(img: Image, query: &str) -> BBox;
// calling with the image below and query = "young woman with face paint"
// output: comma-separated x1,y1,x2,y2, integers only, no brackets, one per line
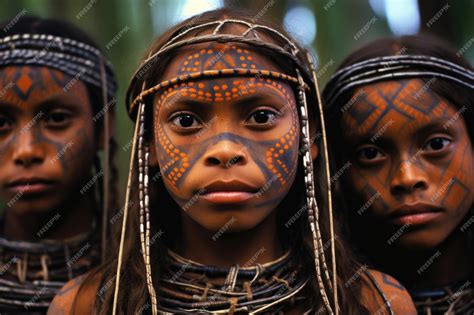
49,8,415,315
323,35,474,314
0,16,118,313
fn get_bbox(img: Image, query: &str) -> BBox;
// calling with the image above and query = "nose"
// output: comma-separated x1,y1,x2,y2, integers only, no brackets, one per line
390,160,428,196
204,139,248,168
12,129,45,167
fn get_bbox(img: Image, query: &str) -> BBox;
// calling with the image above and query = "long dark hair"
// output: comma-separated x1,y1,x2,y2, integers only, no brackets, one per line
324,34,474,262
0,16,120,255
86,8,375,314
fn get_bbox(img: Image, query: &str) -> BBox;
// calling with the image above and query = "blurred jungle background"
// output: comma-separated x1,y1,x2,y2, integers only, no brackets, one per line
0,0,472,198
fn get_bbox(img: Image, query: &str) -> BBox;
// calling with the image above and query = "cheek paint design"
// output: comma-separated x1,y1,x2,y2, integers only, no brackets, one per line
154,78,299,198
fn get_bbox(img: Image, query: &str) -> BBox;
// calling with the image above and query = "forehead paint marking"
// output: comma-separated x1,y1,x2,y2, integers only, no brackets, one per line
345,81,449,136
155,78,299,195
10,67,45,101
177,45,258,75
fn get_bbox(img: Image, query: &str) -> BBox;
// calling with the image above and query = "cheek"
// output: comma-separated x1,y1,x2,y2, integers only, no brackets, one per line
438,143,474,213
58,122,97,179
153,122,191,196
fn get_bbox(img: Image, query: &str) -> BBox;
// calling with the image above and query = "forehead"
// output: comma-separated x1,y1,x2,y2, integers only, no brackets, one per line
161,42,283,82
342,78,459,136
0,65,89,108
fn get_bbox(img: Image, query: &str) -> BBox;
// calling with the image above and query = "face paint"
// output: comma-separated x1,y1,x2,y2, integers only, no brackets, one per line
340,78,473,249
152,43,300,233
0,66,98,216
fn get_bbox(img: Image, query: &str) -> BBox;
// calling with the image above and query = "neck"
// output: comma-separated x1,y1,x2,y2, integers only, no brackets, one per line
176,211,284,268
3,192,95,241
378,229,473,289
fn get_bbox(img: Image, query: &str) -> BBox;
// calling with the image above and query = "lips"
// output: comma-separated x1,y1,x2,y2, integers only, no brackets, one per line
5,177,56,195
388,203,443,225
200,180,260,204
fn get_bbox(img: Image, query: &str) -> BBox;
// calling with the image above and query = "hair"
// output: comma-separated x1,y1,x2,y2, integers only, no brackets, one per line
324,34,474,262
0,15,120,255
83,8,377,314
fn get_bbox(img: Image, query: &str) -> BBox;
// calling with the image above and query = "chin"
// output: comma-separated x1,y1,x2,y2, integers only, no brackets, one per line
6,199,60,217
193,213,267,235
396,230,448,250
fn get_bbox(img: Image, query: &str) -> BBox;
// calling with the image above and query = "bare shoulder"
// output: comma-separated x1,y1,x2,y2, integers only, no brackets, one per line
47,272,102,315
361,269,416,315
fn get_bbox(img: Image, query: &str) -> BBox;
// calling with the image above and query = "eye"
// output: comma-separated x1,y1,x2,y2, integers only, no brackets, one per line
247,109,279,126
423,137,451,152
170,112,201,129
0,115,12,132
356,146,385,163
44,110,72,128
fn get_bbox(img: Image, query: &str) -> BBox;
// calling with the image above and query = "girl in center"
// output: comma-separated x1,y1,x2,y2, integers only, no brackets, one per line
49,8,415,314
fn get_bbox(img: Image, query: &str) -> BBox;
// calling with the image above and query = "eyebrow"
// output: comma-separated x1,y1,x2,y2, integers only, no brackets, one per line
0,102,23,115
163,91,289,111
353,118,452,146
0,95,82,116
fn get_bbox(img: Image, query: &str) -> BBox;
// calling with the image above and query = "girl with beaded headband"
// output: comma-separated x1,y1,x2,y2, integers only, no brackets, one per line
49,8,414,315
323,35,474,314
0,16,118,314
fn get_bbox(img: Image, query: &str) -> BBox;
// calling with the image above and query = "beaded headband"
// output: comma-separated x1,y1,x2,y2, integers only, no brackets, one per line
0,33,117,98
0,33,118,264
323,54,474,110
116,19,341,315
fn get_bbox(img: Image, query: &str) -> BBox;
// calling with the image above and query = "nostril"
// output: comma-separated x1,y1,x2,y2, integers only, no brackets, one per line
207,157,220,165
413,181,426,189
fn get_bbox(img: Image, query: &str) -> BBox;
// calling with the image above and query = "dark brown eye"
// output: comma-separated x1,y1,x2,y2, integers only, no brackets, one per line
423,137,451,151
171,113,200,128
248,110,278,125
0,116,12,132
44,111,72,128
356,146,385,162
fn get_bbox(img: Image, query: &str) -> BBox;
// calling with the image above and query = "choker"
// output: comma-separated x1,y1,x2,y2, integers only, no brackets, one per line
409,276,474,315
154,249,311,314
0,218,100,313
